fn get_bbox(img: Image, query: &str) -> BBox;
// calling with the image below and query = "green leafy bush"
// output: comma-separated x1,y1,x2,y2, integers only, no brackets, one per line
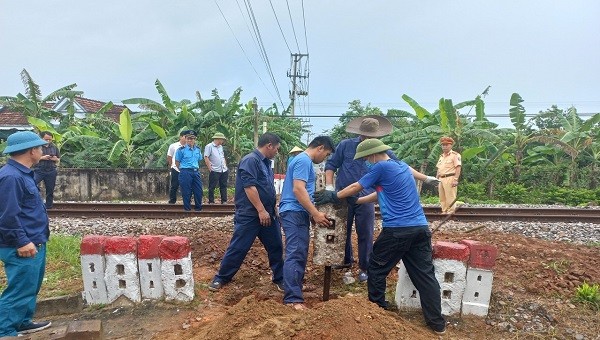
495,183,528,203
574,282,600,310
539,186,598,206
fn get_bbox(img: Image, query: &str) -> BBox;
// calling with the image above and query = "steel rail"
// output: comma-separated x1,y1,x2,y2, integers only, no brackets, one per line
48,203,600,223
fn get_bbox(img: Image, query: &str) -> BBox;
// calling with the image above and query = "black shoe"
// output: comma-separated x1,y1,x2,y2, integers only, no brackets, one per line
18,321,51,334
208,280,223,291
274,282,284,292
168,201,176,204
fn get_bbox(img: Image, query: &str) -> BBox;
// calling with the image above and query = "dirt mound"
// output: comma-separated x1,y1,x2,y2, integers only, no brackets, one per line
180,295,434,340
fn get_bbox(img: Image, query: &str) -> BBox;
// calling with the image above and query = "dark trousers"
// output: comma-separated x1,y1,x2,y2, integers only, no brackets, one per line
368,227,445,331
343,199,375,271
168,169,180,204
34,168,57,209
280,211,310,304
208,170,228,203
213,214,283,285
179,169,203,211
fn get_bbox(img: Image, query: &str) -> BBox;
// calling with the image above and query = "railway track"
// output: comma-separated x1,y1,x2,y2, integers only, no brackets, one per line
48,203,600,223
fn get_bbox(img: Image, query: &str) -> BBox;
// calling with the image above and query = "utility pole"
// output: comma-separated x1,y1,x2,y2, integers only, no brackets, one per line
287,53,309,117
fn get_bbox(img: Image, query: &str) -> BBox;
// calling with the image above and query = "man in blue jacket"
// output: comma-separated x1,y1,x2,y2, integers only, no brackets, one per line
175,130,203,211
0,131,53,337
208,133,284,291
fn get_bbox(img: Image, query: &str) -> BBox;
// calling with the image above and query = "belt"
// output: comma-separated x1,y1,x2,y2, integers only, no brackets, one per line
439,173,455,178
180,168,198,172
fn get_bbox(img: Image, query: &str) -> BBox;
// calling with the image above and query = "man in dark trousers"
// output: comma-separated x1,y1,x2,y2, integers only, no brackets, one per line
175,130,203,211
166,130,187,204
204,132,229,204
317,138,446,335
209,133,283,291
33,131,60,209
0,131,52,337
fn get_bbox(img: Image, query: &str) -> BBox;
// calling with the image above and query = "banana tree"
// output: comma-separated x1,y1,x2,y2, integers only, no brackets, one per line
556,108,600,185
0,69,82,122
108,108,142,168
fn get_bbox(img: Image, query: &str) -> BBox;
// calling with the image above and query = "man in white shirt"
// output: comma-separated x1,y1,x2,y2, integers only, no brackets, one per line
166,130,187,204
204,132,229,204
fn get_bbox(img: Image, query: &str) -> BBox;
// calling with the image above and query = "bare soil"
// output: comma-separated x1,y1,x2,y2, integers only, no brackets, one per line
28,227,600,339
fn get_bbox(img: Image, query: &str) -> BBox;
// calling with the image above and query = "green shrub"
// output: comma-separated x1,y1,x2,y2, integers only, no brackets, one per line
574,282,600,310
495,183,528,203
458,182,487,201
540,186,597,206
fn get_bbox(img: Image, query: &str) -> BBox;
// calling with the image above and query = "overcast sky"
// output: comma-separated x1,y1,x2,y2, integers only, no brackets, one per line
1,1,599,135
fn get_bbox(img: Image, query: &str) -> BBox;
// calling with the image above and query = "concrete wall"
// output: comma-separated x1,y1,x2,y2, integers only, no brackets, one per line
53,168,237,201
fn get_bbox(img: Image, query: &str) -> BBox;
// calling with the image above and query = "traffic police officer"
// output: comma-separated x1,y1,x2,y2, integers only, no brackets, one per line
436,136,462,214
175,130,203,211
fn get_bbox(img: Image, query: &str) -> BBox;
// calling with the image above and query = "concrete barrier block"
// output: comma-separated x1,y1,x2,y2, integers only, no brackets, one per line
395,261,422,311
80,235,109,305
433,241,470,262
396,255,468,316
434,258,468,316
137,235,165,300
65,320,103,340
462,268,494,316
159,236,194,302
460,240,498,270
104,236,141,303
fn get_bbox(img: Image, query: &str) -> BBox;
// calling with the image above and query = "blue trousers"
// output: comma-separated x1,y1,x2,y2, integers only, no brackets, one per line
343,200,375,271
179,169,203,211
280,211,310,304
0,244,46,337
367,227,445,331
34,168,57,209
213,215,283,284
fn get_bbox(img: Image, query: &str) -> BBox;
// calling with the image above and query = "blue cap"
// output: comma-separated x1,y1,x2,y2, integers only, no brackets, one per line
3,131,49,154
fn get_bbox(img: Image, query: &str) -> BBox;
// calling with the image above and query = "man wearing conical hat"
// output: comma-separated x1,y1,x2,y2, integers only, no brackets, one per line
323,116,438,282
316,138,446,336
0,131,53,337
204,132,229,204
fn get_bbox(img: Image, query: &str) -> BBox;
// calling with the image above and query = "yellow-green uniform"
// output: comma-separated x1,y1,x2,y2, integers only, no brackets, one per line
436,150,461,213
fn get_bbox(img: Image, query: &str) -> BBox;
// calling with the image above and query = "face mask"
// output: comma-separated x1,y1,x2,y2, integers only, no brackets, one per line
365,160,374,169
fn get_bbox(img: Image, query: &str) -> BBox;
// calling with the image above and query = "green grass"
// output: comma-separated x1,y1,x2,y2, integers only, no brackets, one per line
0,234,83,297
574,282,600,310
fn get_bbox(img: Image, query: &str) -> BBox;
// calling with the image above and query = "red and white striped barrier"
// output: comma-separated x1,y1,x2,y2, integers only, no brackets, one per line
80,235,195,305
80,235,109,304
104,236,141,304
395,239,497,317
138,235,165,300
159,236,195,302
460,240,498,316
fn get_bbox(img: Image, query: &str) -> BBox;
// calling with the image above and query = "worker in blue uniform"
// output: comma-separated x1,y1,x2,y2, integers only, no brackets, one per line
208,133,283,291
175,130,203,211
0,131,53,337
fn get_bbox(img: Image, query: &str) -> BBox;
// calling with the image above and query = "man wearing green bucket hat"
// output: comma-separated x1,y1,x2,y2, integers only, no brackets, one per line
315,138,446,335
0,131,52,337
204,132,229,204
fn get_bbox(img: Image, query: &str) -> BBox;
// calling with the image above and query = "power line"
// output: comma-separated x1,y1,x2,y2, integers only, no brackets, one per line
213,0,277,102
301,0,309,53
235,0,267,67
285,0,301,53
244,0,285,107
268,0,292,54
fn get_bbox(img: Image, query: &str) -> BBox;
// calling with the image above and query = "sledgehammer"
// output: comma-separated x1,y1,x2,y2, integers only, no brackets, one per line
431,197,460,234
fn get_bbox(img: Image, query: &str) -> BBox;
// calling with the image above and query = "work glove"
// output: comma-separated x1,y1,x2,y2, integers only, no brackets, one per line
424,176,441,186
314,190,340,206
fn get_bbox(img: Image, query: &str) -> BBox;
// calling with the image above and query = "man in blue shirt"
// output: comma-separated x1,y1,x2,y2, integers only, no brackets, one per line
175,130,203,211
324,115,438,282
324,116,392,282
318,138,446,335
208,133,284,291
0,131,53,337
279,136,335,310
